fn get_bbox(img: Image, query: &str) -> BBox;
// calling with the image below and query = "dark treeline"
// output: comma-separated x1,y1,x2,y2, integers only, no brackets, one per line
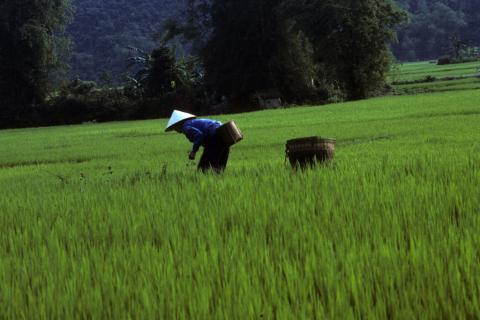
66,0,480,81
1,0,478,128
174,0,405,104
0,0,71,126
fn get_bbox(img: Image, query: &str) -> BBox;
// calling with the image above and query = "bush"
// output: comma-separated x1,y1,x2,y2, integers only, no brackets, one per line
437,56,480,65
437,56,452,65
43,89,140,125
67,79,98,95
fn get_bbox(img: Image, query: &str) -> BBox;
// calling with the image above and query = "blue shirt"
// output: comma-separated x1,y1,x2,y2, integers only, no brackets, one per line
182,119,222,152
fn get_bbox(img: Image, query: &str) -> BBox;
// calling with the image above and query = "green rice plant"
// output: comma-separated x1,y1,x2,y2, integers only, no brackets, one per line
391,61,480,82
0,89,479,318
390,61,480,94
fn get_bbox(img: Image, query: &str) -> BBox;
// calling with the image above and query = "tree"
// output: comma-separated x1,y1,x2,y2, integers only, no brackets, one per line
173,0,320,104
167,0,405,103
202,0,280,101
0,0,71,124
125,46,177,98
60,0,480,82
125,44,206,115
282,0,406,99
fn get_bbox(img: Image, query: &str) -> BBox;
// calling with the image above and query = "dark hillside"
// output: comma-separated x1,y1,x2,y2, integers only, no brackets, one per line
394,0,480,61
66,0,480,82
67,0,183,82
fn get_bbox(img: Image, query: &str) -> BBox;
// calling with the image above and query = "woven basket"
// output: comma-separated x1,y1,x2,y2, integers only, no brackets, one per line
217,121,243,146
286,136,336,168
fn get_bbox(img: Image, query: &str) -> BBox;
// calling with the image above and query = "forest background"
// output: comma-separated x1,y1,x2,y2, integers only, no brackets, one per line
0,0,479,128
68,0,480,81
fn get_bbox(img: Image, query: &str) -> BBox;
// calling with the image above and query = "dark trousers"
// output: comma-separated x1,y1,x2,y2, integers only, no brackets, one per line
198,134,230,173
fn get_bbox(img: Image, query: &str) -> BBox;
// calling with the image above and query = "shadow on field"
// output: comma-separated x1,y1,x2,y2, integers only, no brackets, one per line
114,131,165,139
0,158,95,169
399,110,480,120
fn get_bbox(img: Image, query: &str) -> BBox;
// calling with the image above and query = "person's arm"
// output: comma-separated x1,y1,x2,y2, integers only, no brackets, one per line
183,126,205,154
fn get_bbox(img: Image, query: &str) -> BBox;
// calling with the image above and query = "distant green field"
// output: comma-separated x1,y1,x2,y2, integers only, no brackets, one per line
1,90,480,318
391,61,480,94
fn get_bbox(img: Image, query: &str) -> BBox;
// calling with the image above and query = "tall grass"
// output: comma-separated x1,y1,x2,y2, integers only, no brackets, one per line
0,90,479,318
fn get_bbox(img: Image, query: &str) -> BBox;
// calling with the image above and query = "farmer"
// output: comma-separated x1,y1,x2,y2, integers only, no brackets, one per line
165,110,230,173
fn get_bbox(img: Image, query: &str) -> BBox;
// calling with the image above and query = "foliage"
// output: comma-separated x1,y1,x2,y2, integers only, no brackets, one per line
393,0,480,61
168,0,405,103
282,0,407,100
144,47,180,97
46,86,139,124
125,45,207,114
437,56,480,66
0,0,72,124
67,0,183,82
200,0,318,103
63,0,480,83
124,47,152,98
1,90,480,317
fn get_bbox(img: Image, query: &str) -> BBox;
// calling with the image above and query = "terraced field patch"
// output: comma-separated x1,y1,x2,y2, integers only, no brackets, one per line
391,61,480,94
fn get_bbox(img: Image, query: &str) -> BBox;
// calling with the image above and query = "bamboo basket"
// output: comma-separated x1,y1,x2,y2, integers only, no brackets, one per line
217,121,243,146
286,136,336,168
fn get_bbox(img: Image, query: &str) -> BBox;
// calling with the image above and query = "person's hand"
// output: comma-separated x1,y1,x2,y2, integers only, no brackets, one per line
188,151,196,160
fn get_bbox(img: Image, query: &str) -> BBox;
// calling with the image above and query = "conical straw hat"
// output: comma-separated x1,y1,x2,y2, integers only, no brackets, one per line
165,110,196,132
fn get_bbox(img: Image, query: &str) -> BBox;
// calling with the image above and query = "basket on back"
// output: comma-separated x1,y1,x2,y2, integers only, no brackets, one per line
286,136,336,168
217,121,243,146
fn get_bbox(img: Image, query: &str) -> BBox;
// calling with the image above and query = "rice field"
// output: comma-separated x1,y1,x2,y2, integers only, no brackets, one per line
390,61,480,94
1,89,480,318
